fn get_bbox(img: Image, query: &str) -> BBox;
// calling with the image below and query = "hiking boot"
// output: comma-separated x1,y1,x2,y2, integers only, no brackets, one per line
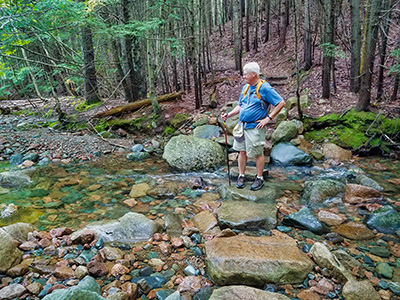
236,175,245,189
250,176,264,191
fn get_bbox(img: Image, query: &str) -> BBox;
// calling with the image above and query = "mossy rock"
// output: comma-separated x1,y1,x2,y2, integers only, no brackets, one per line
170,113,189,128
75,101,102,112
304,109,400,152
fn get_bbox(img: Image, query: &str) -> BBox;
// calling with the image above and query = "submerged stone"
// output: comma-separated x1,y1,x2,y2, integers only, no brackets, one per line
209,285,290,300
301,179,346,208
365,205,400,234
283,207,328,235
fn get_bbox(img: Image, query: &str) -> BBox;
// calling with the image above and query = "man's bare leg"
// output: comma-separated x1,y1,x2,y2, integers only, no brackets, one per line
238,151,247,175
255,155,265,178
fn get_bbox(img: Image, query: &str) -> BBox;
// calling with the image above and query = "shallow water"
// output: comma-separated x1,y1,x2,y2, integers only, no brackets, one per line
0,154,399,232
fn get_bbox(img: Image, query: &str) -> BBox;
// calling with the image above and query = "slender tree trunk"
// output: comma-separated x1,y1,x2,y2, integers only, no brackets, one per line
80,24,100,104
376,0,393,100
392,74,399,101
253,0,259,51
122,0,139,102
20,48,44,101
321,0,335,99
264,0,270,42
303,0,312,70
278,0,288,49
357,0,383,111
111,40,133,101
293,0,302,120
245,0,250,52
350,0,361,92
233,0,243,72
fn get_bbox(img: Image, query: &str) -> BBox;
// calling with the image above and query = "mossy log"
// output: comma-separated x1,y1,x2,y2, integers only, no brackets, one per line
93,92,184,118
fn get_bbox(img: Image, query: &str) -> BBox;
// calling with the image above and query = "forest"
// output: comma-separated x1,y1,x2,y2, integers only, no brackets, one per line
1,0,399,119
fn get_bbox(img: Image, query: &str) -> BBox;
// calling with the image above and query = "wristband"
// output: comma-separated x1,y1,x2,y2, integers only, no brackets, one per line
267,115,271,120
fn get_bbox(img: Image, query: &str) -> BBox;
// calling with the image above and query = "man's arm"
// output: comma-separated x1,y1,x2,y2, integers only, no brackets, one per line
221,104,241,121
255,99,286,129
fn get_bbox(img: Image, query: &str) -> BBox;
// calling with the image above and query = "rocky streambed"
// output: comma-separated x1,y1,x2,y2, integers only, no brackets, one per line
0,152,400,300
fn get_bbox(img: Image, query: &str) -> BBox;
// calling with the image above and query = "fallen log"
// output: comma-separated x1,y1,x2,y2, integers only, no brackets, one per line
204,77,239,86
93,92,184,118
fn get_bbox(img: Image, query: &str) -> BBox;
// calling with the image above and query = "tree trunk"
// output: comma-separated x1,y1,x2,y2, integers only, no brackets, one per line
357,0,383,111
278,0,288,49
303,0,312,71
245,0,250,52
122,0,139,102
233,0,243,72
253,0,259,51
264,0,270,42
80,23,100,104
321,0,335,99
376,0,393,100
350,0,361,93
392,74,399,101
111,40,133,102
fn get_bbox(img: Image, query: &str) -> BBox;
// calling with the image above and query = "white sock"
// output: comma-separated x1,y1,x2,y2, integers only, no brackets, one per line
239,174,245,177
257,176,264,180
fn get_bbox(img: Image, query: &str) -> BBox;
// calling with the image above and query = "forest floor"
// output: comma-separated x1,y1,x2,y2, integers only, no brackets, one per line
1,20,399,154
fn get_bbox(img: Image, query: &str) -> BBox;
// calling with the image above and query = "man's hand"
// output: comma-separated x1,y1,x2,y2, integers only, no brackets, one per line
255,116,270,129
221,113,228,122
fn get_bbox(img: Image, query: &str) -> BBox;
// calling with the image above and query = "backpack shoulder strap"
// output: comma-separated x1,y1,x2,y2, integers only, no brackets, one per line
255,80,266,100
243,84,250,97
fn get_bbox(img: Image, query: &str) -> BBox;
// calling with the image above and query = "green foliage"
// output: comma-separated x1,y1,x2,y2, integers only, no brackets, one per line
164,126,176,135
43,109,53,118
389,48,400,75
319,43,347,59
75,101,102,112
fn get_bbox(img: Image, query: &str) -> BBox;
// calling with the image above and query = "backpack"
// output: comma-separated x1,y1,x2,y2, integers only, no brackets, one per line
242,80,269,111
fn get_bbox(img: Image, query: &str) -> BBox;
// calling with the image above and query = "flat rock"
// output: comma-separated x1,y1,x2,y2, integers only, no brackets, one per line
205,235,314,286
365,205,400,234
2,222,35,242
0,283,26,299
283,207,328,235
71,212,162,244
332,222,375,240
191,210,220,234
342,280,381,300
317,210,346,226
129,183,151,198
209,285,290,300
323,143,352,161
344,184,382,204
218,200,277,230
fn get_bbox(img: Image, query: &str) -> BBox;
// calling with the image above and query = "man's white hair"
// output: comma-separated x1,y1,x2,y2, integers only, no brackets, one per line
243,62,260,75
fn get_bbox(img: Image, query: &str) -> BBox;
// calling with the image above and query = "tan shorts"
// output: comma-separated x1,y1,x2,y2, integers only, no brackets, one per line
233,127,266,158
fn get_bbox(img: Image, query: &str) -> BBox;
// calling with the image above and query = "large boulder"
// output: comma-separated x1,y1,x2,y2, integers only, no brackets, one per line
205,235,314,286
71,212,162,244
365,205,400,235
193,125,221,139
0,284,26,299
0,171,31,188
332,222,375,240
323,143,352,161
218,200,277,230
209,286,290,300
301,179,346,208
163,135,225,172
270,143,312,166
272,121,298,144
0,228,22,273
42,276,105,300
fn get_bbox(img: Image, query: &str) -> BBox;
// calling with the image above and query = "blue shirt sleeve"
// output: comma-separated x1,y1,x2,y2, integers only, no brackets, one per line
258,82,283,106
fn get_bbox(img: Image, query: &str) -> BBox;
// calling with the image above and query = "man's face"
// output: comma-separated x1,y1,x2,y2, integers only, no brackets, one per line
243,70,256,84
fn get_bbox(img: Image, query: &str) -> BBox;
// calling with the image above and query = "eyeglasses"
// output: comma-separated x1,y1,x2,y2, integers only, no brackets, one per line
243,72,253,77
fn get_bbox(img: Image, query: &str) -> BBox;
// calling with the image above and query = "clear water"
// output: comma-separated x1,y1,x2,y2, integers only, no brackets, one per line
0,154,399,231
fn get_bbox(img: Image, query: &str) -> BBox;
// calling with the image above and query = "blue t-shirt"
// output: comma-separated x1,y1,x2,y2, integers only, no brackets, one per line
238,82,283,129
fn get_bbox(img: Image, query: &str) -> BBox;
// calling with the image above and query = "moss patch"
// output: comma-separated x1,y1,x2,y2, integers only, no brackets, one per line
304,109,400,152
75,101,102,112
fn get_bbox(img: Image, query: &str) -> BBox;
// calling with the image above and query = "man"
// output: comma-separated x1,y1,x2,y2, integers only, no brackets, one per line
221,62,286,190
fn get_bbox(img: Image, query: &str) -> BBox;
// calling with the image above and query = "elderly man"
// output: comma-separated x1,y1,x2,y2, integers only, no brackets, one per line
222,62,286,190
